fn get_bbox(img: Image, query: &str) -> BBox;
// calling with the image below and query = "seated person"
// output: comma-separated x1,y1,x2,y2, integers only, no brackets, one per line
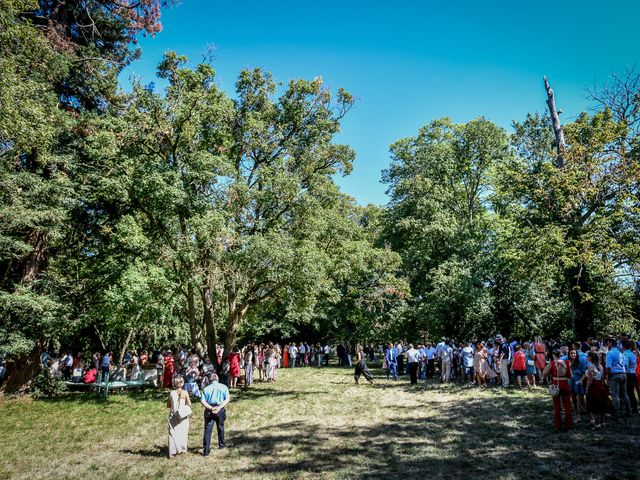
84,367,97,384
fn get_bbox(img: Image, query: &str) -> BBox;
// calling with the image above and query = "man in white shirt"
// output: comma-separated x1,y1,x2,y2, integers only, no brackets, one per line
441,340,453,383
288,344,298,368
424,342,437,379
323,344,330,366
405,344,420,385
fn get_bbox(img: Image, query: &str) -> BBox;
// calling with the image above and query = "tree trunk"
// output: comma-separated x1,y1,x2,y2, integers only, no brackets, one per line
201,285,217,367
118,324,136,365
0,348,40,395
20,229,48,284
93,324,107,351
186,283,206,358
544,76,566,169
566,266,594,338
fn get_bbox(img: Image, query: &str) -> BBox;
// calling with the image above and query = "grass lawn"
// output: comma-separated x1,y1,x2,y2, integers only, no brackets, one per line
1,366,639,480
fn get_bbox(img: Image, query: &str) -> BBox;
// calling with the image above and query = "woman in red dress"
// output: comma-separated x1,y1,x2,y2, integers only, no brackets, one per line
283,344,289,369
543,349,573,432
228,345,241,388
584,351,612,426
163,351,175,388
533,337,547,384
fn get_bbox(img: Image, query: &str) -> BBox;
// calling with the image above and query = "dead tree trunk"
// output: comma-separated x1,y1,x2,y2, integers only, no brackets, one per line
544,76,567,168
544,77,594,337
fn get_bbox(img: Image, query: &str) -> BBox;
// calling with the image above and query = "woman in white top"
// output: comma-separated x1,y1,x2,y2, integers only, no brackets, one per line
167,375,191,458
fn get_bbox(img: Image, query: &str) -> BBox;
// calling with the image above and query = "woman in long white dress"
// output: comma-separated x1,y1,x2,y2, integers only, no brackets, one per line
167,376,191,458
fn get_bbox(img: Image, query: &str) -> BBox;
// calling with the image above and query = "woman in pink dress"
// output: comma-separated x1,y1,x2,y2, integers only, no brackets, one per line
227,345,241,388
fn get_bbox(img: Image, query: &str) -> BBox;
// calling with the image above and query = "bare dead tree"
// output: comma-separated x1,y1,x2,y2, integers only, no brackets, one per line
544,76,566,169
587,65,640,134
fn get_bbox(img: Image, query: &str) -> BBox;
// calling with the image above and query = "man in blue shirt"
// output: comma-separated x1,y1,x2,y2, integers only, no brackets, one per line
606,338,631,417
101,351,111,379
200,372,231,454
385,342,397,381
621,340,638,414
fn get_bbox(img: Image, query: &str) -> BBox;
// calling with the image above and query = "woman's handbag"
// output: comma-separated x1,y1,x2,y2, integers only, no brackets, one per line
548,361,563,397
176,394,193,420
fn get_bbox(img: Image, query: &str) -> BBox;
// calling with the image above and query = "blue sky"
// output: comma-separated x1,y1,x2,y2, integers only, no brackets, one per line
123,0,640,205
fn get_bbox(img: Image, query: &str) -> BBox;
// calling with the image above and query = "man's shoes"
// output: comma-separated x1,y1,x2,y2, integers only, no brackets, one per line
203,450,210,457
218,445,225,449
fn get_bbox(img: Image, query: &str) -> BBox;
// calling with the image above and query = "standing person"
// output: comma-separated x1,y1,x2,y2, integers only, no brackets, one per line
405,343,420,385
354,344,374,384
385,342,398,381
533,336,547,384
288,343,298,368
227,346,241,388
62,351,74,380
583,351,612,427
324,343,331,366
440,340,453,383
496,335,511,388
167,376,191,459
299,342,307,367
474,341,495,386
156,351,164,387
101,350,111,380
510,345,530,389
621,340,638,415
425,342,436,379
606,337,631,417
283,343,289,368
461,342,475,384
336,344,345,367
163,350,175,388
244,346,254,387
568,348,587,420
543,349,573,432
396,342,404,376
266,342,277,382
200,373,231,454
524,342,537,387
257,345,265,381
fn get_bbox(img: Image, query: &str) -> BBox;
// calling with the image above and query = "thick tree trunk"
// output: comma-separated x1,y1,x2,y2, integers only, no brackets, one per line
544,76,566,169
20,229,48,284
186,283,206,358
0,349,40,395
201,285,218,368
566,266,594,338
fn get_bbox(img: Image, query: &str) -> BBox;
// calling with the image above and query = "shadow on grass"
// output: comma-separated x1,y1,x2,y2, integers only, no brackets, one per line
227,396,640,479
121,446,167,458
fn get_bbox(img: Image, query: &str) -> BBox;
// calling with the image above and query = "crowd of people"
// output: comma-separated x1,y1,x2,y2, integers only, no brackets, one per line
33,333,640,456
382,335,639,432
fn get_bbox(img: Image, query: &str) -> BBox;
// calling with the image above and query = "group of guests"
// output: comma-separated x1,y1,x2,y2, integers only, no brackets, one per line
383,335,640,432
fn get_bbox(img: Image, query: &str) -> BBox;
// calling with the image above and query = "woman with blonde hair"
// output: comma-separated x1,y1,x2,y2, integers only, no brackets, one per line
167,375,192,458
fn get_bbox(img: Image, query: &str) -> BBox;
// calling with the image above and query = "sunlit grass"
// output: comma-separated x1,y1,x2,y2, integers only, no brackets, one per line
1,366,639,479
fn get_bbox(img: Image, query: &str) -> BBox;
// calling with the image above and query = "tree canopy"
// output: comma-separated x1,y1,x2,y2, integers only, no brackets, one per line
1,0,640,393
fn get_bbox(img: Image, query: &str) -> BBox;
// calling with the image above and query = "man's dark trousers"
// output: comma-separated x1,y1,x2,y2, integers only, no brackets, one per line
408,362,418,385
203,408,226,452
627,373,639,414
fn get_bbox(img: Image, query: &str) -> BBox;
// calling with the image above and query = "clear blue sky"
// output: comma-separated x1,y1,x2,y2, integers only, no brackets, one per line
123,0,640,205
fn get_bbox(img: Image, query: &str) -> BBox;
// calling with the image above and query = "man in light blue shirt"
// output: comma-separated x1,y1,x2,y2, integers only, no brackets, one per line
606,338,631,416
621,340,638,414
200,372,231,454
